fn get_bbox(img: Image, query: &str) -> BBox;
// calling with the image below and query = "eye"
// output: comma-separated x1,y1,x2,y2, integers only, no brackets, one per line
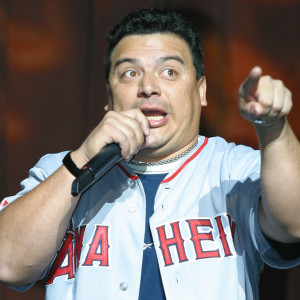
161,68,177,77
123,70,139,78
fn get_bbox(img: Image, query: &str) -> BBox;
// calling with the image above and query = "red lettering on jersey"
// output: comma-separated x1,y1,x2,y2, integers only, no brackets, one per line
187,219,220,259
46,232,75,285
83,225,110,267
75,226,86,270
215,216,232,257
227,214,236,244
0,199,9,210
157,221,188,266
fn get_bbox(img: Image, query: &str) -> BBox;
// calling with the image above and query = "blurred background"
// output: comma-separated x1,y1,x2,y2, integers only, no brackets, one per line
0,0,299,299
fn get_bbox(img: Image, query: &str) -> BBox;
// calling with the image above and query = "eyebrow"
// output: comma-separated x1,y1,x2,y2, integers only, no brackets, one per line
157,55,185,66
113,55,186,72
113,58,138,71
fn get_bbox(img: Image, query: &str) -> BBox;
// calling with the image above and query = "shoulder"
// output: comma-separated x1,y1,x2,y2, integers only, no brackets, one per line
206,136,260,159
201,136,260,180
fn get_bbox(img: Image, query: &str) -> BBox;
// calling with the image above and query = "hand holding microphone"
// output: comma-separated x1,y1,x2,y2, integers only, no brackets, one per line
68,109,151,196
71,143,122,196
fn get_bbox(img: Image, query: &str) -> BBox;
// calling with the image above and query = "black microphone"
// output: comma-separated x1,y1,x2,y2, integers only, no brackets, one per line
71,143,122,196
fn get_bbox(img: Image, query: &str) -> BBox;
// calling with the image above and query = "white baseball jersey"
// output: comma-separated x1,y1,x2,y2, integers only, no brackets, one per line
2,136,300,299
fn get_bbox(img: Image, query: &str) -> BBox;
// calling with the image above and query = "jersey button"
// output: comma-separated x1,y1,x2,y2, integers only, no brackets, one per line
129,180,136,188
128,205,136,213
119,282,128,291
164,184,171,190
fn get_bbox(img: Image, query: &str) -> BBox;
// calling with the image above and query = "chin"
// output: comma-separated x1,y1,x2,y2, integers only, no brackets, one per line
137,141,177,162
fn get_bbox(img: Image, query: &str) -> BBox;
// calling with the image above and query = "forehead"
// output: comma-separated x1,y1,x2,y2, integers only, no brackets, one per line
110,33,193,67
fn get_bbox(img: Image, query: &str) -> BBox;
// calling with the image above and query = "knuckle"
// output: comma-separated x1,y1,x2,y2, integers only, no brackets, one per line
272,104,282,112
261,75,272,84
286,89,292,98
274,79,283,85
127,129,136,141
103,111,117,123
120,145,130,159
274,79,285,90
101,122,113,133
285,101,293,113
260,96,273,106
104,110,117,118
265,75,272,81
119,134,129,144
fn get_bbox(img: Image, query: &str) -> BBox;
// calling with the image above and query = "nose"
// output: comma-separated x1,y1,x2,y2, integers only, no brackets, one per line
138,73,161,98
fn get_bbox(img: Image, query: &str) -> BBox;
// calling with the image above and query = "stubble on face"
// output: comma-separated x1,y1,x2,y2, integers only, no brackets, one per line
107,33,206,161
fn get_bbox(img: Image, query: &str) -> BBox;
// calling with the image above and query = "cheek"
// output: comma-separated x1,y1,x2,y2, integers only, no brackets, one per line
178,88,201,125
173,86,199,115
109,87,135,111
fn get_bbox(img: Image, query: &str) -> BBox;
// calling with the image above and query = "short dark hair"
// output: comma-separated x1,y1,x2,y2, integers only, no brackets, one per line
104,8,205,82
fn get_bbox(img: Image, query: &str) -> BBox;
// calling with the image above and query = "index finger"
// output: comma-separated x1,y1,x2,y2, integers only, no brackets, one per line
121,109,150,136
241,66,262,99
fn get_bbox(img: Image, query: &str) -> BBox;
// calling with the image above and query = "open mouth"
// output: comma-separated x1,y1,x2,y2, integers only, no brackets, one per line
142,109,168,127
143,110,166,119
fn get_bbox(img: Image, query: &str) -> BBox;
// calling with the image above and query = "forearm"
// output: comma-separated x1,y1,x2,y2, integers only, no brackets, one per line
0,109,150,286
0,165,80,286
256,119,300,242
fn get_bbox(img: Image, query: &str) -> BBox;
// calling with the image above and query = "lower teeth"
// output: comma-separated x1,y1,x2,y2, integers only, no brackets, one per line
147,116,164,121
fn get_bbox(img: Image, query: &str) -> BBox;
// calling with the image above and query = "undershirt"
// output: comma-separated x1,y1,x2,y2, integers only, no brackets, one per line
126,152,197,299
138,173,167,300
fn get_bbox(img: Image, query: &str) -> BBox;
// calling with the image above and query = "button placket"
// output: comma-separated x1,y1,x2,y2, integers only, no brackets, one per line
159,183,172,211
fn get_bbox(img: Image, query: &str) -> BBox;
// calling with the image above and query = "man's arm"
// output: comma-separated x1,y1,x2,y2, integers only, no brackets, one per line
239,66,300,243
0,166,81,286
0,109,151,286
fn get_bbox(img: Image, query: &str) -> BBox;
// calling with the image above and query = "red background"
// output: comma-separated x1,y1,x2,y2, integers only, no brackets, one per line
0,0,299,299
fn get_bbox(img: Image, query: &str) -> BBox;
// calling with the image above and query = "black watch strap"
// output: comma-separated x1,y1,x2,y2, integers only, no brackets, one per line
62,151,82,177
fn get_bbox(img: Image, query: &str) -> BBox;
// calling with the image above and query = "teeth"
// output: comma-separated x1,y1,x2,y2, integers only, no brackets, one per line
147,115,164,121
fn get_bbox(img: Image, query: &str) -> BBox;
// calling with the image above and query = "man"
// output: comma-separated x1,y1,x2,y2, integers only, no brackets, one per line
0,8,299,300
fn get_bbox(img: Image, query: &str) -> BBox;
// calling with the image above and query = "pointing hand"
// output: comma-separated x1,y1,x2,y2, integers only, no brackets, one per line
239,66,292,125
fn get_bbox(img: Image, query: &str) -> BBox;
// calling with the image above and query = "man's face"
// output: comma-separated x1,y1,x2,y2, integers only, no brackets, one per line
108,33,207,161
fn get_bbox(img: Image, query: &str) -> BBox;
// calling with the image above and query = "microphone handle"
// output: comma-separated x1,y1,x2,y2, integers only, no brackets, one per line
71,143,122,196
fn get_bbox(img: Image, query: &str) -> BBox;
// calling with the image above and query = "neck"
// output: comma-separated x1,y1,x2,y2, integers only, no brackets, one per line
132,136,199,165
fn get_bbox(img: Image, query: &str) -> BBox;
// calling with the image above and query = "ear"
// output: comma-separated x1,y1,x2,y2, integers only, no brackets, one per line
197,76,207,107
106,83,113,110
